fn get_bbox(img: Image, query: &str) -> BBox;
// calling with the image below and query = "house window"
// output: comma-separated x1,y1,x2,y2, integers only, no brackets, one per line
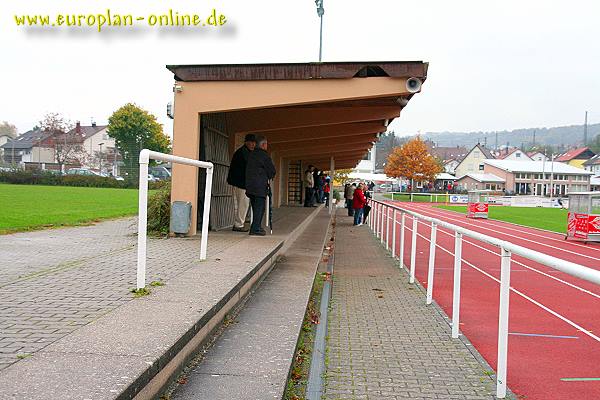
516,152,521,158
473,150,480,159
479,164,484,171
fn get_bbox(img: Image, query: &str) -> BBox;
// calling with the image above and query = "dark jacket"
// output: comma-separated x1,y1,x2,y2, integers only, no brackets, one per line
245,148,276,197
227,145,251,189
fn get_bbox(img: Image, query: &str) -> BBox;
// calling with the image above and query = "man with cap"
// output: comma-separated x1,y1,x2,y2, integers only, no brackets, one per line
245,135,276,236
227,134,256,232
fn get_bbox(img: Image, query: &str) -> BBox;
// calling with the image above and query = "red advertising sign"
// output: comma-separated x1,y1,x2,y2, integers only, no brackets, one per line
567,212,598,239
467,202,488,218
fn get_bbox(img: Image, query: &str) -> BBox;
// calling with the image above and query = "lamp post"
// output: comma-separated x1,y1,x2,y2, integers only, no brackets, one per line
314,0,324,62
98,142,104,175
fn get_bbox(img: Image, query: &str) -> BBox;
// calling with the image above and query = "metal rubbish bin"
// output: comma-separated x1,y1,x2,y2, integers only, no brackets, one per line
170,201,192,234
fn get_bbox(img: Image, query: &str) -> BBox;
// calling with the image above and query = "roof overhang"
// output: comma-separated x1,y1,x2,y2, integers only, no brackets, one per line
168,61,428,170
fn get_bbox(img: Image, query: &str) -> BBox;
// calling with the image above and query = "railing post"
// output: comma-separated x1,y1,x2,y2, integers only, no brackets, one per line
452,232,463,338
384,206,389,249
392,209,397,258
200,167,214,259
410,192,414,202
410,215,418,284
381,205,388,243
399,212,406,268
369,201,373,230
426,222,437,305
496,247,512,399
391,192,395,201
379,204,384,240
376,202,380,233
136,159,149,289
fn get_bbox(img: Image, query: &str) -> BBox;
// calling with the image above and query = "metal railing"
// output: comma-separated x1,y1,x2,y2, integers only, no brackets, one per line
137,149,214,289
367,198,600,398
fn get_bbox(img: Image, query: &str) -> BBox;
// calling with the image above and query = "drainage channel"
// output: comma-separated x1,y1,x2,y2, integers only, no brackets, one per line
306,235,335,400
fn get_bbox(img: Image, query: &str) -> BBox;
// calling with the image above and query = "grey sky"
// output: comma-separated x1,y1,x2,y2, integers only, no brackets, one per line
1,0,598,137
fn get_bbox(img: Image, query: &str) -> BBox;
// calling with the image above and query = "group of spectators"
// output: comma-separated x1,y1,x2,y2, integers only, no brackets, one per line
343,182,372,226
303,165,331,207
227,134,276,236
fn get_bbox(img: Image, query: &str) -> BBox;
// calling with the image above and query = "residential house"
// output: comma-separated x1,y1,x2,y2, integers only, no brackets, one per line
0,129,55,166
495,148,532,161
555,147,595,169
527,151,549,162
583,154,600,175
483,159,592,196
443,159,460,174
454,143,494,178
424,140,468,161
455,173,505,192
0,134,13,160
68,122,118,175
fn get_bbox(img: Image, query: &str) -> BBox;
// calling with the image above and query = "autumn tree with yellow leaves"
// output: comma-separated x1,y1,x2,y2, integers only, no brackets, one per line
384,137,442,191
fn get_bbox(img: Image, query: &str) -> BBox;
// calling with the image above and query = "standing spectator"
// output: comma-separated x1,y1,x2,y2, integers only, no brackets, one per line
363,187,372,224
304,165,315,207
323,178,331,207
227,134,256,232
245,135,276,236
352,183,367,226
313,168,323,203
343,184,350,208
345,183,356,216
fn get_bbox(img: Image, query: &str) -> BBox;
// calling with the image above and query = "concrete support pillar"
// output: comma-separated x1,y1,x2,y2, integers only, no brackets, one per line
329,156,335,214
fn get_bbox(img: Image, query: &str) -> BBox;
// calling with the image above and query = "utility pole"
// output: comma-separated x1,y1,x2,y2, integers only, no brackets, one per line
584,111,588,145
495,131,498,151
533,130,536,147
314,0,325,62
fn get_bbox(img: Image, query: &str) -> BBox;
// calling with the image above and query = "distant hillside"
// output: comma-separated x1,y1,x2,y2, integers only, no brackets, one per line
421,123,600,150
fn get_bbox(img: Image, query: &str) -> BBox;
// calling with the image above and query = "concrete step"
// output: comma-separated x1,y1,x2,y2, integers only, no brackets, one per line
170,210,332,400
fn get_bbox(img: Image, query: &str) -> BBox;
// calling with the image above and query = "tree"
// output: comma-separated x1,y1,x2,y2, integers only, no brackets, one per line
330,168,353,185
0,121,17,138
384,136,442,191
107,103,171,178
375,131,409,171
40,113,87,172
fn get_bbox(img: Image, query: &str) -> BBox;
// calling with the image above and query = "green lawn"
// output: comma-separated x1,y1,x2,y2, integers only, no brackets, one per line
383,193,449,202
434,205,568,233
0,184,141,234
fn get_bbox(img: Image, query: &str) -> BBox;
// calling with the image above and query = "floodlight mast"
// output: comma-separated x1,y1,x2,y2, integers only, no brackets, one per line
315,0,324,62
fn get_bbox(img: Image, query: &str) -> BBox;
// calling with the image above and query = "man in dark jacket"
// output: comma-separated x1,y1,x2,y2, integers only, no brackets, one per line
245,135,276,236
227,134,256,232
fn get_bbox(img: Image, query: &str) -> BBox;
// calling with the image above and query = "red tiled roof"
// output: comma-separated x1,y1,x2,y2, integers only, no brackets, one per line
555,147,591,162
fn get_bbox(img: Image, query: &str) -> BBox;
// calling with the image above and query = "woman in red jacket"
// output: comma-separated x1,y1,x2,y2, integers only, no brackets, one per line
352,183,367,226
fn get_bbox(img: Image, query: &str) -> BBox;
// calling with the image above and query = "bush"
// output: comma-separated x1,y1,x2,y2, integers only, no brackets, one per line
147,181,171,235
0,170,172,189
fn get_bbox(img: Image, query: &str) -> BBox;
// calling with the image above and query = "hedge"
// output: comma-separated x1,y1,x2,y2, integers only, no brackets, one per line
0,170,165,190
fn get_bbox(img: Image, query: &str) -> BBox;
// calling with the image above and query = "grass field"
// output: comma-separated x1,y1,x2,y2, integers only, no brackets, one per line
0,184,141,234
435,205,568,233
383,193,449,202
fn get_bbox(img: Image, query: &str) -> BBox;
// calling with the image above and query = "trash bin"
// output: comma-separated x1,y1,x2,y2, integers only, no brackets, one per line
170,201,192,234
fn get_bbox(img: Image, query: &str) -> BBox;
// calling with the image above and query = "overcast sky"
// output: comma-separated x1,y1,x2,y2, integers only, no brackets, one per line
1,0,599,138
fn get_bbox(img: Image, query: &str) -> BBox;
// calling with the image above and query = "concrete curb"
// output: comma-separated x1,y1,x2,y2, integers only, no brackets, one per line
131,205,325,400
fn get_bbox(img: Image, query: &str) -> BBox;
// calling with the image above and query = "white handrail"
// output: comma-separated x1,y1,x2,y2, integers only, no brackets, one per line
367,198,600,399
137,149,214,289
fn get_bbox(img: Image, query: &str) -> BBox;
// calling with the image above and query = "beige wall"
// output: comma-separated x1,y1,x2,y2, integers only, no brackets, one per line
455,146,487,178
171,77,411,234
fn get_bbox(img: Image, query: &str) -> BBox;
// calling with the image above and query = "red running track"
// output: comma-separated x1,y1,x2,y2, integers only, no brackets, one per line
375,201,600,400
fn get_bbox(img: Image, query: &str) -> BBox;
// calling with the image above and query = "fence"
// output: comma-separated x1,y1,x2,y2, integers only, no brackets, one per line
137,149,214,289
387,192,452,203
367,198,600,398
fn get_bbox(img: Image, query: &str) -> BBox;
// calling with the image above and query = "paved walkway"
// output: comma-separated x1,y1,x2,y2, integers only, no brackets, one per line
323,217,498,400
0,209,304,372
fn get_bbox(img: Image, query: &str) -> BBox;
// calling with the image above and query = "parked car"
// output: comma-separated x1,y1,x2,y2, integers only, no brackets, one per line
65,168,102,177
149,166,171,180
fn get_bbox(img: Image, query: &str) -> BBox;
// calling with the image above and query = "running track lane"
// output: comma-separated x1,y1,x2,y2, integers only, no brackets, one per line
376,201,600,400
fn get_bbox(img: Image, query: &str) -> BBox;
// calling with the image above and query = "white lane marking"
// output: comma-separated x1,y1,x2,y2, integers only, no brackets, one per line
402,203,600,263
400,220,600,343
411,218,600,300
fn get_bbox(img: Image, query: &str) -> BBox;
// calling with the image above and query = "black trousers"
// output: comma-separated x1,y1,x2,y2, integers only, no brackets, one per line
248,194,266,233
304,187,315,207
